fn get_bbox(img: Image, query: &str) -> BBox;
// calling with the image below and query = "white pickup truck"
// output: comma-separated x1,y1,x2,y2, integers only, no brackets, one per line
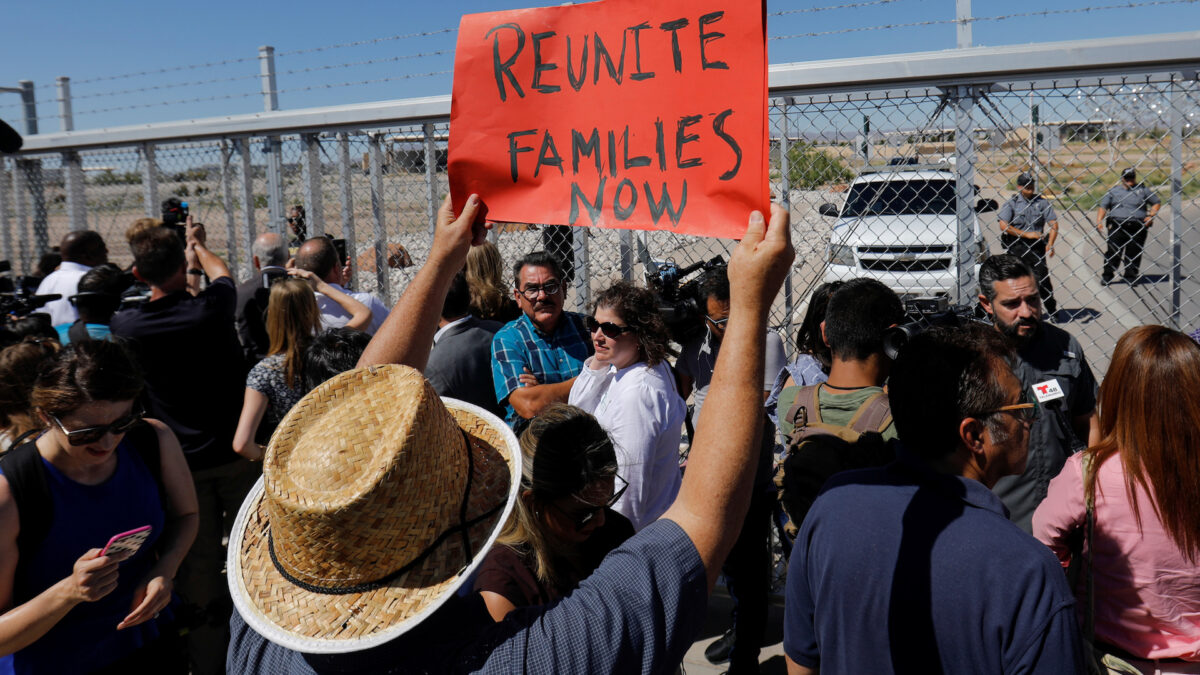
819,164,998,299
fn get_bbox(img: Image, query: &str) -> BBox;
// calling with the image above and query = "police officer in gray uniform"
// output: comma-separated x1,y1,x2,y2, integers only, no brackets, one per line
997,173,1058,315
1097,167,1161,285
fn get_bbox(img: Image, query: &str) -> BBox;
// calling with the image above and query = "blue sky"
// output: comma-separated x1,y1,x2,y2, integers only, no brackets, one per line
0,0,1196,131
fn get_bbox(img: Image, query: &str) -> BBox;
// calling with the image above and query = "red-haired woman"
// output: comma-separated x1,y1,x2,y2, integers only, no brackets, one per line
1034,325,1200,669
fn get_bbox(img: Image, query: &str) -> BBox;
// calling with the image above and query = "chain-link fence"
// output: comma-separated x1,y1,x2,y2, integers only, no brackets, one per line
3,65,1197,375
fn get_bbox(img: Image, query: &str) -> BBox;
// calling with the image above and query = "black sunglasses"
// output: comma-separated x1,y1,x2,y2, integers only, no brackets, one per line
49,407,144,446
551,475,630,532
586,316,634,338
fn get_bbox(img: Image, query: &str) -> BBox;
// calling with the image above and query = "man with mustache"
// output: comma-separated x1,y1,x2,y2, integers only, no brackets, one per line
977,254,1098,533
491,250,592,431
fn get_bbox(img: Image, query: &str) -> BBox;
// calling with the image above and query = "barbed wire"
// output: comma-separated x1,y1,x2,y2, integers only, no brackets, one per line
31,55,259,91
276,70,453,95
772,0,1200,39
277,28,456,57
74,90,261,118
280,50,453,77
67,73,264,102
770,0,904,17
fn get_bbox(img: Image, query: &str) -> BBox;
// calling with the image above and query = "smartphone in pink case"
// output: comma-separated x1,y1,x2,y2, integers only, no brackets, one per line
100,525,152,562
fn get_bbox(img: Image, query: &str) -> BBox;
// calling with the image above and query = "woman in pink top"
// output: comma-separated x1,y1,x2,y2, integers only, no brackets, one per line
1033,325,1200,670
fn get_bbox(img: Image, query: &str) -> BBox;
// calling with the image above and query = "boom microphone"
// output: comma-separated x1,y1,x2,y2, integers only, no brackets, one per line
0,119,23,154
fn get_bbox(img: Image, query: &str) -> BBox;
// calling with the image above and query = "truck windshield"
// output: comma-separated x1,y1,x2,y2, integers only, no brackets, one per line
842,179,958,217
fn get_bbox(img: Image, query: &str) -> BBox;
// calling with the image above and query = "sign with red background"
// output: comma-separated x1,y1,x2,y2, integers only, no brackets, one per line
449,0,768,239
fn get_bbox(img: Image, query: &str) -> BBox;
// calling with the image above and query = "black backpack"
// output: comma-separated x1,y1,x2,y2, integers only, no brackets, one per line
776,385,895,534
0,423,163,603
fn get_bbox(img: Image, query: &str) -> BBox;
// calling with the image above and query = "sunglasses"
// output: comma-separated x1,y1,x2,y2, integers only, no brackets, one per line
586,316,634,338
551,475,630,532
706,314,729,328
49,408,144,446
980,391,1040,424
518,281,562,301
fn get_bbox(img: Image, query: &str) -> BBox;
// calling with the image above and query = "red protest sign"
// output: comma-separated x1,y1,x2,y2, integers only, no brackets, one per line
448,0,768,239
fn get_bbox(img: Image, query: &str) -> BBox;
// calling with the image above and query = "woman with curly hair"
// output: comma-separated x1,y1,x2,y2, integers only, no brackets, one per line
568,281,686,531
464,242,519,323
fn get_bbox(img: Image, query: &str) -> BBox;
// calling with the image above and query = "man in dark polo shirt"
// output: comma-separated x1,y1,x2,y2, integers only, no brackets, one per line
784,325,1083,674
1097,167,1161,285
111,220,255,675
978,254,1098,533
997,172,1058,315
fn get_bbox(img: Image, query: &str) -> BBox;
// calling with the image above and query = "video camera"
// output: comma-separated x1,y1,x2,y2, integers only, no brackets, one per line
161,197,190,241
642,255,726,345
0,260,60,318
882,296,985,360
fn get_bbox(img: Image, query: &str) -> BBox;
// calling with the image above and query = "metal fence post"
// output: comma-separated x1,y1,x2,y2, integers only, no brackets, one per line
12,162,29,273
236,138,257,281
953,85,979,305
618,231,633,281
1169,74,1185,329
301,133,324,237
368,134,390,305
58,76,87,232
219,139,240,275
56,76,73,132
423,122,438,239
572,228,589,312
0,160,10,268
259,46,285,235
336,132,356,289
141,143,158,218
779,98,795,359
19,81,47,259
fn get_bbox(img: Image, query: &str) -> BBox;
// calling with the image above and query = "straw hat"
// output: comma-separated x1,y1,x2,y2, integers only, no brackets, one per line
227,364,519,654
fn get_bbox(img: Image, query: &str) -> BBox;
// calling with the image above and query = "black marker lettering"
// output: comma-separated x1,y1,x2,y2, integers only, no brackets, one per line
486,23,526,102
614,178,638,220
507,129,538,182
534,131,564,178
644,180,687,226
676,114,703,169
623,126,651,170
607,130,618,178
713,109,742,181
570,178,606,225
572,128,602,175
531,31,560,94
654,118,666,170
698,12,728,70
566,35,589,91
593,31,627,85
659,19,688,73
628,22,655,81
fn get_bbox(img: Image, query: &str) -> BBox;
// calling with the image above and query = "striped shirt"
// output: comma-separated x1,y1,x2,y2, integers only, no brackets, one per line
490,311,592,427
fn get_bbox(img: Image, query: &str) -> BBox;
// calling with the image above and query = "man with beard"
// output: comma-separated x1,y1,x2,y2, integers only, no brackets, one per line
977,254,1098,533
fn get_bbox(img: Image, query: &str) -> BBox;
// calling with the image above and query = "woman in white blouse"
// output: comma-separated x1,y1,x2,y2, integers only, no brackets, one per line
568,282,686,531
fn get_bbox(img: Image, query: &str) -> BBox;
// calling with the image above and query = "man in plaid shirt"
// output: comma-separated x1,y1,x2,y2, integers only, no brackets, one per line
490,251,592,429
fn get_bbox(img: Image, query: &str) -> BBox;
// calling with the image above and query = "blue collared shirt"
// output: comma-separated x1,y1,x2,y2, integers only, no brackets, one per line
784,446,1083,674
490,311,592,427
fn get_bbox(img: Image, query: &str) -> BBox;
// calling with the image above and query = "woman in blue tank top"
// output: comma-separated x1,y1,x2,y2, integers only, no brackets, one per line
0,340,199,674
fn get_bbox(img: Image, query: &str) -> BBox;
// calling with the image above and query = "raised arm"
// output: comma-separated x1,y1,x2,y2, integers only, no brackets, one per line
358,194,487,370
662,204,794,590
186,219,232,282
288,268,372,331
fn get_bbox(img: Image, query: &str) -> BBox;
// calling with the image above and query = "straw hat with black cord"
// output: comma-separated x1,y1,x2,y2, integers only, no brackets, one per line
227,364,520,654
